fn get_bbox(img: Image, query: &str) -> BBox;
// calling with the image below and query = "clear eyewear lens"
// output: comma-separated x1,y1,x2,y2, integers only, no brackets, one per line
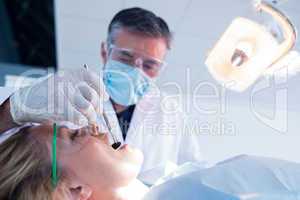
109,46,166,76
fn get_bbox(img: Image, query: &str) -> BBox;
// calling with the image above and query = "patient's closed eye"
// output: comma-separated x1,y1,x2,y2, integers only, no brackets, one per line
70,130,88,141
70,130,80,141
70,126,103,142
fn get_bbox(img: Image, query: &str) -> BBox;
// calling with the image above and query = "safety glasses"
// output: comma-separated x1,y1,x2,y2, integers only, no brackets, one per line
108,44,166,77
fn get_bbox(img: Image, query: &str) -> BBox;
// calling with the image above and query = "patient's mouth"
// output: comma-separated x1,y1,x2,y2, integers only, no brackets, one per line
119,144,129,150
119,144,134,153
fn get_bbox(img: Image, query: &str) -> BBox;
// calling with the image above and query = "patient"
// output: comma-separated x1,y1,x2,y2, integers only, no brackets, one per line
1,123,300,200
0,124,148,200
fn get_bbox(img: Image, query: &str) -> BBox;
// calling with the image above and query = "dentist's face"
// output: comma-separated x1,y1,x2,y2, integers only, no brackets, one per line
30,124,143,195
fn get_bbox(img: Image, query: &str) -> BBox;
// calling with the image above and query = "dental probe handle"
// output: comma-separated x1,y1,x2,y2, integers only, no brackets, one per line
83,64,121,150
102,112,121,150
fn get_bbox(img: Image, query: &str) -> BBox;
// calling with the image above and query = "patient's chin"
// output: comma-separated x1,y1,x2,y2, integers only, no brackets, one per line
117,145,144,184
120,144,144,166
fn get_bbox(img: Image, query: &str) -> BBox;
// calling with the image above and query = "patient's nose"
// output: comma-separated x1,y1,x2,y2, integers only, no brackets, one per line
99,133,109,145
88,124,110,145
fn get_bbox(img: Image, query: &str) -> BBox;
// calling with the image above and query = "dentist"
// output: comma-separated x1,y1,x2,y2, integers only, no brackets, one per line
98,7,204,184
0,7,204,185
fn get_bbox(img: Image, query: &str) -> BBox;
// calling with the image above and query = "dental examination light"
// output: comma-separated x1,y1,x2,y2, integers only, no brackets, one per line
205,0,297,91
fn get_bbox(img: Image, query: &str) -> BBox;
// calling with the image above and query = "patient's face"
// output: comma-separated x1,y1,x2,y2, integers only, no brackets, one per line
29,124,143,190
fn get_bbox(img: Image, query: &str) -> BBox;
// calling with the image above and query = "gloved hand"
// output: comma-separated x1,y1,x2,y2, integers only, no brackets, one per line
9,68,109,127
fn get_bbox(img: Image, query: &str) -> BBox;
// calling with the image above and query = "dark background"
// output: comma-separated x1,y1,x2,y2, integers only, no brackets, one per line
0,0,57,68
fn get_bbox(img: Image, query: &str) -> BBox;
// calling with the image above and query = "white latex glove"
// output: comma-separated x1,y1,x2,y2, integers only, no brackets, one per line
9,68,109,127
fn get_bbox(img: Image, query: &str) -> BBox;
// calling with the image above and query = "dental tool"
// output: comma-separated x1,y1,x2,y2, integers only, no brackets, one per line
102,113,121,150
83,64,121,150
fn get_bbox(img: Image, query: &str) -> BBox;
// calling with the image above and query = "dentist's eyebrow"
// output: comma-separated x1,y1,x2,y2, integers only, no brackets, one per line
120,50,134,58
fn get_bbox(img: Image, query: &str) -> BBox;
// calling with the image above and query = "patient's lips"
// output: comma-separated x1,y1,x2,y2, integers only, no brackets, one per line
119,144,130,151
119,144,139,155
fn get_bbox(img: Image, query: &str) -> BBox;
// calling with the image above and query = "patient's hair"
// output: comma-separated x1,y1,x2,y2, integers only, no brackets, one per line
0,127,67,200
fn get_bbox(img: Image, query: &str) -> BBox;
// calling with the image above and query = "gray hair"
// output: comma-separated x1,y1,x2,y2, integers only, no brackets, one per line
107,7,173,49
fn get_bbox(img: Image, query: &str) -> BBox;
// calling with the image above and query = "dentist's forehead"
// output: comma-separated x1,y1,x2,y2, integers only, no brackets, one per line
113,29,167,59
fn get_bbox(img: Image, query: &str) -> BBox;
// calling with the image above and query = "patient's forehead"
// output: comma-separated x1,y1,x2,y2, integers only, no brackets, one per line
28,124,78,153
28,124,73,140
28,124,53,140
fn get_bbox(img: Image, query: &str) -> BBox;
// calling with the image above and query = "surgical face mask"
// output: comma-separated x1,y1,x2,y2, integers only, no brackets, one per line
103,60,151,106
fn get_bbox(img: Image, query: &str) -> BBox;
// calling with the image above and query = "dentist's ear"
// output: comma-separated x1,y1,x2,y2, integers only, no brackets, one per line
101,42,108,65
